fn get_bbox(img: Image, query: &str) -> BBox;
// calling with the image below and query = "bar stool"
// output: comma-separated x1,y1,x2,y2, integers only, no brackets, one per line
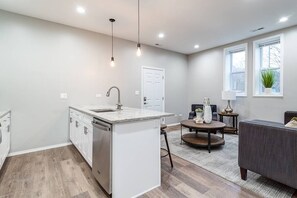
160,124,173,168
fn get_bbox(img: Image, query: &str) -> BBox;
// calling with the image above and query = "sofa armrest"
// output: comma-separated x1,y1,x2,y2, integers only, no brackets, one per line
188,111,195,119
238,120,297,189
284,111,297,124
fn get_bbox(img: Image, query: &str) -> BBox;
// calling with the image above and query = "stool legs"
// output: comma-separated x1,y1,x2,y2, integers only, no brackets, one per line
163,131,173,168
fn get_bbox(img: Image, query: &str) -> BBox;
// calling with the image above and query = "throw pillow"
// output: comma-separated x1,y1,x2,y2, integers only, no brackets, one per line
285,117,297,128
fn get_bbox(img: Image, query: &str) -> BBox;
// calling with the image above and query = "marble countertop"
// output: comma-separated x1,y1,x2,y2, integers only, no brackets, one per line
0,110,10,119
70,105,174,124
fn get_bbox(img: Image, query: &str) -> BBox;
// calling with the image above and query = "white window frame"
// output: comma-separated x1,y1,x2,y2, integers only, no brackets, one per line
253,34,284,97
223,43,248,97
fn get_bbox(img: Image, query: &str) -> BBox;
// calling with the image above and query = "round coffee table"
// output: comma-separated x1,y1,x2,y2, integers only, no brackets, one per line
180,120,226,153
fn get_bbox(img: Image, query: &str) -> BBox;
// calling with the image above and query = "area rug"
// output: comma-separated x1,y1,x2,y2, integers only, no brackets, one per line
161,129,295,198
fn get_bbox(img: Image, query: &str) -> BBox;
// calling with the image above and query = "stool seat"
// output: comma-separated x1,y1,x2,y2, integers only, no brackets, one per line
161,124,167,130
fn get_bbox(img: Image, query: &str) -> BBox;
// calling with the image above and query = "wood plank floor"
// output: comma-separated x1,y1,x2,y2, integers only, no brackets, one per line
0,145,289,198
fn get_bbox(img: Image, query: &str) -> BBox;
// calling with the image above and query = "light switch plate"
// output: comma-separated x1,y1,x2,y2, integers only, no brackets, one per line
60,93,68,99
135,90,140,95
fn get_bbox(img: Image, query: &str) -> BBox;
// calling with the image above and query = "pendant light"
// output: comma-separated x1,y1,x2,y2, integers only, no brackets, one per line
136,0,142,56
110,18,116,67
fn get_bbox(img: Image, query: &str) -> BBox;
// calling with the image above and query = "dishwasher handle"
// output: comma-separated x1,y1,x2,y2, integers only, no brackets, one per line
92,121,111,132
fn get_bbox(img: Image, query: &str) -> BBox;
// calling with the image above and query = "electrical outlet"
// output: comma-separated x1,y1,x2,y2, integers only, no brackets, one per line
60,93,68,99
135,90,140,95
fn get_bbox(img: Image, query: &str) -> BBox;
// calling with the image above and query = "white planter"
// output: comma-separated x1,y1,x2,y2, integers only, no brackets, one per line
264,88,272,94
196,112,203,119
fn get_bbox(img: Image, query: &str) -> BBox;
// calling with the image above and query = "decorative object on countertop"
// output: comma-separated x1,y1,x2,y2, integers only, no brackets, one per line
109,18,116,67
203,97,212,124
222,90,236,113
261,69,275,94
106,86,122,110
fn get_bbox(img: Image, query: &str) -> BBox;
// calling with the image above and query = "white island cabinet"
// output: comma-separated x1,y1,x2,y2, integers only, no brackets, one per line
69,106,173,198
0,111,11,170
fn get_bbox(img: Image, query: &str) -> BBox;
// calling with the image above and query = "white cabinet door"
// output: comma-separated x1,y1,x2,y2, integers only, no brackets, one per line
0,113,11,170
74,118,82,149
81,125,88,158
0,122,4,169
69,114,75,143
3,114,11,157
82,124,93,167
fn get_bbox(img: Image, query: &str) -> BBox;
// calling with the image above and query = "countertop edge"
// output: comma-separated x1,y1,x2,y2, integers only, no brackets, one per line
69,106,174,124
0,110,11,119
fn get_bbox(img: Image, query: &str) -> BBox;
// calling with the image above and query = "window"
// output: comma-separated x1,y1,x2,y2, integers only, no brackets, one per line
223,44,248,96
253,35,283,96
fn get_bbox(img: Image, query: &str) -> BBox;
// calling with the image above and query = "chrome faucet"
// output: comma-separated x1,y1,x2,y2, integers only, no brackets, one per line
106,86,122,110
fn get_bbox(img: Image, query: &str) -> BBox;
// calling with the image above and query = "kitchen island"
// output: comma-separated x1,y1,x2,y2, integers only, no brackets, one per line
69,105,173,198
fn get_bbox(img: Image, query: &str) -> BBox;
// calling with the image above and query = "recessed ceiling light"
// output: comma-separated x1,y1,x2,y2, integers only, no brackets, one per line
158,33,165,38
194,45,200,49
279,17,288,23
76,6,86,14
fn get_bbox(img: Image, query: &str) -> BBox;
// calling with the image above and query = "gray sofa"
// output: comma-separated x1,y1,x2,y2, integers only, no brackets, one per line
238,111,297,189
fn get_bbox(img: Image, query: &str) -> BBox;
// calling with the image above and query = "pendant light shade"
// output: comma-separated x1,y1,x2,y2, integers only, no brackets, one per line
136,0,142,56
110,18,115,67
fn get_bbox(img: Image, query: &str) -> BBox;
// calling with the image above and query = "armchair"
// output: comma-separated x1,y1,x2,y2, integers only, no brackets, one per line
238,111,297,189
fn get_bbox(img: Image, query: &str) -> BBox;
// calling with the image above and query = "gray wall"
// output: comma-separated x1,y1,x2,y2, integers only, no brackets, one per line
188,26,297,123
0,10,188,153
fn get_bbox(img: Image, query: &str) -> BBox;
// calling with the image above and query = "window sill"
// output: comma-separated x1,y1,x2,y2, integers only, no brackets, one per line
253,94,283,98
236,93,247,97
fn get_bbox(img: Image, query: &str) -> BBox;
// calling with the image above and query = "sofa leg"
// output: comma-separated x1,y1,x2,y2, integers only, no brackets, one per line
240,167,247,180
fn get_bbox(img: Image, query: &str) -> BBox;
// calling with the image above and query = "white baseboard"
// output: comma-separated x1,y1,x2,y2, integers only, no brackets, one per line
166,123,180,127
8,142,72,157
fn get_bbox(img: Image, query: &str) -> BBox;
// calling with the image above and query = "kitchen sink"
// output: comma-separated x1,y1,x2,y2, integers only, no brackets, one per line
90,109,116,113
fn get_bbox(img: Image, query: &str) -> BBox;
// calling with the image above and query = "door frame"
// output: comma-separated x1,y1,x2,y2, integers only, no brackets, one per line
141,66,165,112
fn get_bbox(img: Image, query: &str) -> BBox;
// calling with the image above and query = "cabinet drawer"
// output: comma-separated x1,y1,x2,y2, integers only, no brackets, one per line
82,114,93,126
70,109,82,120
1,114,10,126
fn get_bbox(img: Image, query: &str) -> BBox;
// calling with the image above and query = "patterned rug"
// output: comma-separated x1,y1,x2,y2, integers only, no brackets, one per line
161,129,295,198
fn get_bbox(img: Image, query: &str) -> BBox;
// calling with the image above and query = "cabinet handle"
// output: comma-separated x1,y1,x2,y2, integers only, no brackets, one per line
0,129,2,144
7,125,10,132
70,117,73,123
84,126,88,134
75,121,79,128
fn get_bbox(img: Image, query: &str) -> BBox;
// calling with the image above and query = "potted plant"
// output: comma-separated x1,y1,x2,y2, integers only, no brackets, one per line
261,69,275,94
195,108,203,119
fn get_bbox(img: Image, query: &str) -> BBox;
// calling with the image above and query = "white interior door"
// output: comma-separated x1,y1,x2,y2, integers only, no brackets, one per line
142,66,165,112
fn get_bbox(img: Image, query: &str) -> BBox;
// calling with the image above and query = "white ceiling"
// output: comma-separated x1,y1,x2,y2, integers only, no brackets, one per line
0,0,296,54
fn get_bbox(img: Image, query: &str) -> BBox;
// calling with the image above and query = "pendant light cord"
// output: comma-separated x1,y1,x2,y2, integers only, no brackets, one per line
111,21,114,57
138,0,140,44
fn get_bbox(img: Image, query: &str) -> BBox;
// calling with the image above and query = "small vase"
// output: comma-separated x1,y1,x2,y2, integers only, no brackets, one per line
264,88,272,94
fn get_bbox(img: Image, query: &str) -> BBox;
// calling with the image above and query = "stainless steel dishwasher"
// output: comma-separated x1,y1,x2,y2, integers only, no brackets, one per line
92,118,112,195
